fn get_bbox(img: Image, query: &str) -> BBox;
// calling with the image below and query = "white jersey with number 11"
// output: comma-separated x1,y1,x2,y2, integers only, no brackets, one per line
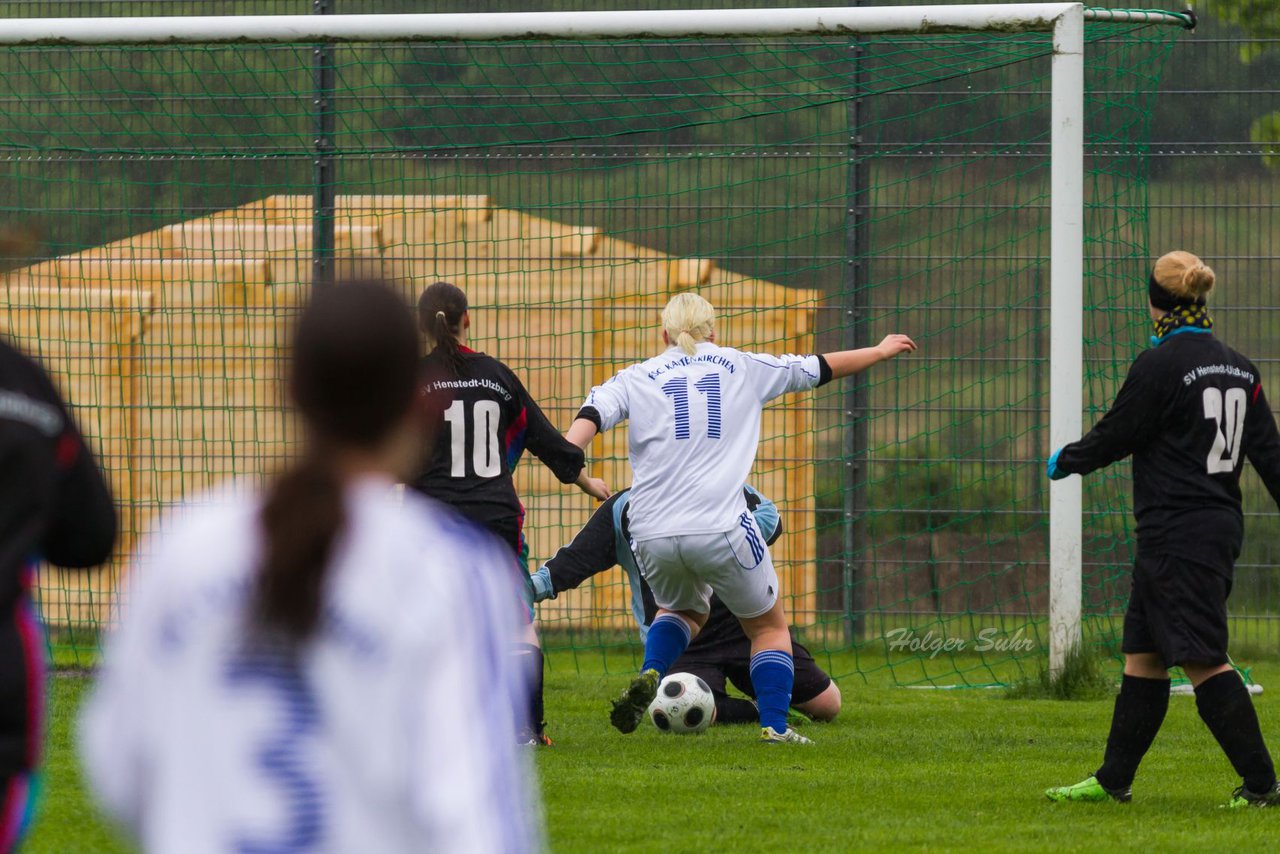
584,341,823,542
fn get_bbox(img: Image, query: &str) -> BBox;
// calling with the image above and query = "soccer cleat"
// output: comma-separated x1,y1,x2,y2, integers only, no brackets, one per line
1221,781,1280,809
760,726,813,745
518,727,554,747
610,668,660,734
1044,775,1131,804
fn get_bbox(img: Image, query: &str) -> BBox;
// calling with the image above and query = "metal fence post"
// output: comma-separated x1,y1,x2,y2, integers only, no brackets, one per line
312,0,336,288
843,20,871,646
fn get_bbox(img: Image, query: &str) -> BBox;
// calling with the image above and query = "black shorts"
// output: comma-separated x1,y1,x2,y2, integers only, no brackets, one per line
668,640,832,706
1122,552,1232,667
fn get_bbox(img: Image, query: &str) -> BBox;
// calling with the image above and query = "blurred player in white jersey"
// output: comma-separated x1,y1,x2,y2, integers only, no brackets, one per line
80,282,542,853
566,292,914,744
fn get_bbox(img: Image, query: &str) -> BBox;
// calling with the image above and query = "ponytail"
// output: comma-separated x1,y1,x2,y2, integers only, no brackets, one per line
253,279,420,643
661,292,716,355
432,307,467,379
418,281,470,378
255,456,344,641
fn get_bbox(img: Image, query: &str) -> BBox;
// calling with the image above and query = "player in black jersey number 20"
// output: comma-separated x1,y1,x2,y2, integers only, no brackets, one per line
1045,251,1280,808
410,281,609,746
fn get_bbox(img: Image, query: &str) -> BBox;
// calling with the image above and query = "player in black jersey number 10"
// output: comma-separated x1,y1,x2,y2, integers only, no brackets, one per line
410,281,610,747
1044,251,1280,808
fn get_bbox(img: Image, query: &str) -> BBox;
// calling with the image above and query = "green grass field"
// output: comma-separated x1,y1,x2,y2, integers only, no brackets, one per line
27,656,1280,853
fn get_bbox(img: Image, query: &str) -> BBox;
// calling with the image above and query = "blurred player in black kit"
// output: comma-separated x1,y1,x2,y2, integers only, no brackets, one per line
410,281,609,745
1045,251,1280,808
0,338,115,849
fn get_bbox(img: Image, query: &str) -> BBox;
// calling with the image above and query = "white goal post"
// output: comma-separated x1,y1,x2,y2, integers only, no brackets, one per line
0,4,1190,676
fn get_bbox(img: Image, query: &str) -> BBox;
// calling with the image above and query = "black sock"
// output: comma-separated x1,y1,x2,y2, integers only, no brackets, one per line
713,694,758,725
1095,674,1170,791
514,643,545,734
1195,670,1276,794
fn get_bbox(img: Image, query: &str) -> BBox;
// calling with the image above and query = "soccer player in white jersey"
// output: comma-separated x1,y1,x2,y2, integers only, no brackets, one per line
566,292,914,743
80,282,541,853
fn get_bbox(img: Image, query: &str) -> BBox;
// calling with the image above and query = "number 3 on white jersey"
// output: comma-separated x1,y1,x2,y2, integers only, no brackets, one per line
1203,387,1246,474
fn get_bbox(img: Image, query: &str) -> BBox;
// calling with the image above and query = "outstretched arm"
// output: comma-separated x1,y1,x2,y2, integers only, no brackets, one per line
570,369,629,450
509,370,583,483
566,416,599,449
744,335,916,405
508,370,608,500
565,411,607,498
1049,357,1159,479
822,334,917,381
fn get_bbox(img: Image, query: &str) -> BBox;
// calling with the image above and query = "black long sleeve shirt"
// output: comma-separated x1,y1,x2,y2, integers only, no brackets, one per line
410,347,584,551
0,339,116,589
0,337,116,773
1057,331,1280,569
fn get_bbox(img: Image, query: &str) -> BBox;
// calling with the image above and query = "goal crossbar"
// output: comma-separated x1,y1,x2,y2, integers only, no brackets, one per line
0,5,1191,45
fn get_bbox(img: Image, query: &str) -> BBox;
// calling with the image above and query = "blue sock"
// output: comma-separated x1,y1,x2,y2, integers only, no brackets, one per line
641,615,692,677
750,649,795,733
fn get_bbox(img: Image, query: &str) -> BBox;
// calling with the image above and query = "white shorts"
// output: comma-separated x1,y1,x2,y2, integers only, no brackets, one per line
630,511,779,619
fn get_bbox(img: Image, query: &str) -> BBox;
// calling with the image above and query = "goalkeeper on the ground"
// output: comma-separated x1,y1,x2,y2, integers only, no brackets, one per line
529,485,841,725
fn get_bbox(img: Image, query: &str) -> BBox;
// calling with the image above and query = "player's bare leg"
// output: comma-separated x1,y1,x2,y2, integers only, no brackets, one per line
738,602,791,660
1123,651,1168,680
794,681,842,723
738,602,811,744
611,608,705,734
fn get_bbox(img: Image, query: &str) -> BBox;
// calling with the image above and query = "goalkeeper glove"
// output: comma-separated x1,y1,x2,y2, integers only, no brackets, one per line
529,567,556,602
1046,448,1068,480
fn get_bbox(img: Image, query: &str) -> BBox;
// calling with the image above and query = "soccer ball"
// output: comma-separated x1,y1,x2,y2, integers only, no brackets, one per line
647,672,716,734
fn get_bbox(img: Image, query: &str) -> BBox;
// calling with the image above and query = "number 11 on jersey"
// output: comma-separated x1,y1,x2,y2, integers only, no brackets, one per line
661,374,722,440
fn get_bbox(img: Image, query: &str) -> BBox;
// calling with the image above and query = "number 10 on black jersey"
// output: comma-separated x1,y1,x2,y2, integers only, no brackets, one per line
443,399,502,478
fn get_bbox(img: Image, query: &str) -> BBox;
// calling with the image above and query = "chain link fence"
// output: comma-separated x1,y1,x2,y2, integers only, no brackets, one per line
0,0,1275,660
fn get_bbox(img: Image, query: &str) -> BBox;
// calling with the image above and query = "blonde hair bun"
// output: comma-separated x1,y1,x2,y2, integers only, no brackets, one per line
1181,263,1215,299
1153,250,1215,301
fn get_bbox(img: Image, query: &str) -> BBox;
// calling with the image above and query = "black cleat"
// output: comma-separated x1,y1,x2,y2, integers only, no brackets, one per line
1223,780,1280,809
610,668,660,734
